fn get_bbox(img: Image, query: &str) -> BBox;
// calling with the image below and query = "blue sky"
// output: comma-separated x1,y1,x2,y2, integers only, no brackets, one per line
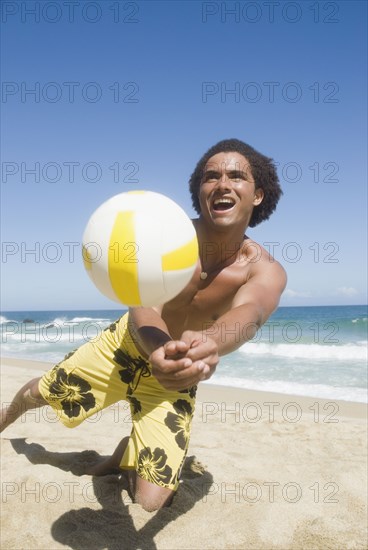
1,0,367,310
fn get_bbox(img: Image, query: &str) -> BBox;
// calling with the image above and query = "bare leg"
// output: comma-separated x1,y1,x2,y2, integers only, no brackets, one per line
87,436,175,511
0,377,47,433
134,476,174,511
85,436,130,476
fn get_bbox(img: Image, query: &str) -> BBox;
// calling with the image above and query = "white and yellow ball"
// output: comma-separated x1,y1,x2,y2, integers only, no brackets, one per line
82,191,198,306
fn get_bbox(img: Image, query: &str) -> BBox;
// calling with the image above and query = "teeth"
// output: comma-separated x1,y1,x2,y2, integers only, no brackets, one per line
213,198,234,205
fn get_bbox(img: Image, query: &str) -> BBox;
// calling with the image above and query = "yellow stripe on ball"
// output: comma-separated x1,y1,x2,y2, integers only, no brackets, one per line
108,211,141,305
162,235,198,271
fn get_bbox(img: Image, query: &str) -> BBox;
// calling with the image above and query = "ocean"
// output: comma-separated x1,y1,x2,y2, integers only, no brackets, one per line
1,305,367,403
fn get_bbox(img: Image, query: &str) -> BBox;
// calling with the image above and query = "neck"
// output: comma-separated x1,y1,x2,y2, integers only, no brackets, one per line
194,217,248,274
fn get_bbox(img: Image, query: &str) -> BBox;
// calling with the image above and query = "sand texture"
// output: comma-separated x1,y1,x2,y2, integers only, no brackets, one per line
1,357,367,549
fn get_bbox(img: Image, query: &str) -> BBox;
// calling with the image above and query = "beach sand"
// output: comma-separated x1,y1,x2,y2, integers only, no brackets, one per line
1,357,367,549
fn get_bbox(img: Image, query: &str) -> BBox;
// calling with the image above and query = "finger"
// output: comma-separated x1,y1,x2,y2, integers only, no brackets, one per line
164,340,190,356
199,364,211,381
180,332,202,349
168,360,207,381
157,364,202,389
159,362,209,390
152,357,193,376
186,346,217,363
150,345,190,366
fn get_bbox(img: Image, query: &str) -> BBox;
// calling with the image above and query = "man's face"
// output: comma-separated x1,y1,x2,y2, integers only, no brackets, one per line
198,151,264,229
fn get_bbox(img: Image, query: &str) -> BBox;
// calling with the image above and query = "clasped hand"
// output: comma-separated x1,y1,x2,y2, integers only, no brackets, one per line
149,331,219,391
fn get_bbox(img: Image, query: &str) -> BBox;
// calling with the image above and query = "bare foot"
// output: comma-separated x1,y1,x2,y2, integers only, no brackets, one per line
84,436,130,477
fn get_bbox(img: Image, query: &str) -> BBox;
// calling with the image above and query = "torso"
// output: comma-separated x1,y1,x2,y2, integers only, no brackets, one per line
161,236,268,339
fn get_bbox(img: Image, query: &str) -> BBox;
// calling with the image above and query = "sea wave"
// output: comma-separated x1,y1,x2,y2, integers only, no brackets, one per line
0,316,18,325
205,376,368,403
68,317,111,323
1,330,94,345
240,342,367,361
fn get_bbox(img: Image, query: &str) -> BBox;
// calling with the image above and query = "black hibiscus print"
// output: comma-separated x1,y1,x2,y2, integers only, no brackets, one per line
178,385,197,399
104,318,121,333
137,447,172,486
126,389,142,416
164,399,193,450
170,452,187,487
61,349,77,362
47,367,96,419
113,349,150,385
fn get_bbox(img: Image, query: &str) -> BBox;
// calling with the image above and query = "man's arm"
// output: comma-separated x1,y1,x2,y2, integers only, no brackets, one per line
179,259,287,379
128,306,212,389
129,259,286,390
201,259,287,356
128,306,172,355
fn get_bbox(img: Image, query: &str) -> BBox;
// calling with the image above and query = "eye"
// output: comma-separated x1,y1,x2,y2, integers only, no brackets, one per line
202,171,219,183
229,172,246,182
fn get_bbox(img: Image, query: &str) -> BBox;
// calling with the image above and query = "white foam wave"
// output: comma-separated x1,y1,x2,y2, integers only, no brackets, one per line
49,317,68,325
205,376,368,403
240,342,367,361
1,331,90,344
69,317,111,323
0,316,17,325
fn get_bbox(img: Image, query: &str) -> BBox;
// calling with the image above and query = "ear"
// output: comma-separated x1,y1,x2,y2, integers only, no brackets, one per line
253,188,264,206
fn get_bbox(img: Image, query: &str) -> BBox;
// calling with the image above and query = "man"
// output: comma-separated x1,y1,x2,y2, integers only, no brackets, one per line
1,138,286,512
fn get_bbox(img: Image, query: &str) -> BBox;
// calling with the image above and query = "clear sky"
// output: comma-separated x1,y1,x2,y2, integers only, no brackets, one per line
1,0,367,311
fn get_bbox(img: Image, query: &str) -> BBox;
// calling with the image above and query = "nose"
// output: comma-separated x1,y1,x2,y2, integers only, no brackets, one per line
217,172,232,191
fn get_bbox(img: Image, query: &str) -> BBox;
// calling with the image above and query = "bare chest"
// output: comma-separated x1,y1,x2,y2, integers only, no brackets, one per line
162,263,249,337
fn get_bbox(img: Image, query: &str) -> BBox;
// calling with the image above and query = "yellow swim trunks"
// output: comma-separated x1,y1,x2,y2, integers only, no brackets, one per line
38,313,196,491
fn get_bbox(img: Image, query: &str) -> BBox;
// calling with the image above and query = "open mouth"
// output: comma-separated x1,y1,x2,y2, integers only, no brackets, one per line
212,197,235,212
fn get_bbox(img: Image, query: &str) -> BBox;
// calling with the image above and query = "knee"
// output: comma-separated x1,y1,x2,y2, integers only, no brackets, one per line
29,378,43,399
134,494,170,512
134,487,174,512
23,378,47,406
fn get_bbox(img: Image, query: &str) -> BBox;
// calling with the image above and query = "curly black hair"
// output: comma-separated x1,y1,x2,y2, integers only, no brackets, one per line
189,138,282,227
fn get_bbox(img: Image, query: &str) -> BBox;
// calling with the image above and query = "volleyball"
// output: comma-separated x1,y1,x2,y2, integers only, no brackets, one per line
82,191,198,306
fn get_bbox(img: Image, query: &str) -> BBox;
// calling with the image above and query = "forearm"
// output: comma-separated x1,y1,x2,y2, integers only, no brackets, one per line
202,302,264,357
128,307,172,357
129,307,205,390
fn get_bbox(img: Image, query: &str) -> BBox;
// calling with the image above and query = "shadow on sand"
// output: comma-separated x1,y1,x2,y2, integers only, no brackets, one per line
10,438,214,550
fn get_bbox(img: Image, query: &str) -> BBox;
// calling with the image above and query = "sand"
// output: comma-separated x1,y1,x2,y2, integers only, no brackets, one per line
1,357,367,550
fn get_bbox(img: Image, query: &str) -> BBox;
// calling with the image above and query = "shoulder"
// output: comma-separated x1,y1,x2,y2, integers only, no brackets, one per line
232,238,286,318
241,237,287,293
243,236,286,274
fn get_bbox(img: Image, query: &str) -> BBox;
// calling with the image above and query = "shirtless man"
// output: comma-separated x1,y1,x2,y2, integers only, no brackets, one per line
1,138,286,512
